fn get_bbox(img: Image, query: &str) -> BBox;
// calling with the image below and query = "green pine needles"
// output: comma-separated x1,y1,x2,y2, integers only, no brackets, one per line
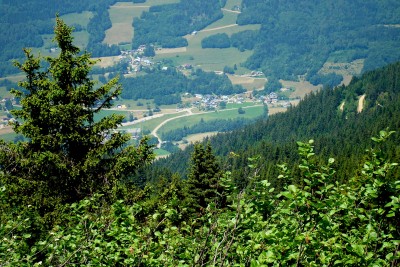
0,18,154,207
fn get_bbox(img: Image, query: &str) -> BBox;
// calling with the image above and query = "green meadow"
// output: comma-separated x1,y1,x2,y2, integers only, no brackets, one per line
158,105,264,135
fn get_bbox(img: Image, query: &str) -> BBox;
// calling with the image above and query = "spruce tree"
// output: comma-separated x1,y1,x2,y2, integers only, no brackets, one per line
186,142,222,211
0,18,154,206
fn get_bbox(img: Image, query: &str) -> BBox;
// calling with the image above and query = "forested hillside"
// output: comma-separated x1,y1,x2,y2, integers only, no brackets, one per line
236,0,400,85
152,62,400,188
132,0,225,48
0,0,122,76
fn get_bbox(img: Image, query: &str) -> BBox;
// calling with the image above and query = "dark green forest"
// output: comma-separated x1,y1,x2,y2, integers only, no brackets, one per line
1,3,400,265
131,0,225,48
236,0,400,86
0,0,124,76
161,116,267,142
1,19,400,266
151,62,400,189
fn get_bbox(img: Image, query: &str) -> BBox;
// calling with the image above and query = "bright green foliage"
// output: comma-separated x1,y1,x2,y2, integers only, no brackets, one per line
0,131,398,265
0,132,399,265
0,18,154,206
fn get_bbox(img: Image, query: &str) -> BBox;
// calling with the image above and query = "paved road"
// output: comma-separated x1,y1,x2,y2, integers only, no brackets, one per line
150,106,263,148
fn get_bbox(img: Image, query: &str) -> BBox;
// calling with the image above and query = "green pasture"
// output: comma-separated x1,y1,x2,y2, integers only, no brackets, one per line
113,99,156,110
106,0,180,45
119,112,184,132
143,0,180,5
35,12,92,54
158,105,264,135
226,102,259,109
0,86,12,99
224,0,242,10
61,11,93,28
94,109,131,122
151,1,260,73
154,23,259,73
154,148,170,156
203,10,238,30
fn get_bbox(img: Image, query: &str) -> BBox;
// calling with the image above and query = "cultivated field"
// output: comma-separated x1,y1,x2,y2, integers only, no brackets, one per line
227,75,267,90
319,59,364,86
280,80,322,99
92,56,122,68
158,105,264,135
104,0,181,45
104,3,147,45
152,0,259,74
61,11,93,28
40,12,92,54
224,0,242,10
178,131,219,150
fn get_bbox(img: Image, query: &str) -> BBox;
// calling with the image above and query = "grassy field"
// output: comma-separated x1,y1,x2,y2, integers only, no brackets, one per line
203,10,238,30
228,75,267,90
0,86,12,99
34,12,92,55
158,105,264,135
280,80,321,99
224,0,242,10
104,4,147,45
93,109,131,122
119,112,184,132
61,11,93,28
226,102,260,109
152,1,260,74
318,59,364,86
105,0,181,46
154,148,170,157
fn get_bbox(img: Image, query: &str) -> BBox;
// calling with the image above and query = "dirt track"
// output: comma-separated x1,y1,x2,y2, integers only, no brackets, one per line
200,24,238,33
357,94,366,113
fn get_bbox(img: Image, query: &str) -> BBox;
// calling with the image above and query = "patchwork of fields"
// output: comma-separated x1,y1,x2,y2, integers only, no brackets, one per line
0,0,336,156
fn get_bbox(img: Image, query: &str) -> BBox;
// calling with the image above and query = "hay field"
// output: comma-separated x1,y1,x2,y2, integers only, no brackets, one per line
280,80,321,99
228,75,267,90
104,0,181,45
224,0,242,10
92,56,122,68
104,3,148,45
319,59,364,86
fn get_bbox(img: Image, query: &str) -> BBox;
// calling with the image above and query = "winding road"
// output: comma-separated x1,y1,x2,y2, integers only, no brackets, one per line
151,108,193,148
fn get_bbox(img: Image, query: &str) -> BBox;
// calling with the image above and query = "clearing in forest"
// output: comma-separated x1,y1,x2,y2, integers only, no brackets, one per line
227,75,267,91
104,0,180,45
358,94,366,113
104,3,147,45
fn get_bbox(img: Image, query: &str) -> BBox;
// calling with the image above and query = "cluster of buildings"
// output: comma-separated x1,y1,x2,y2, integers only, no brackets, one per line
193,94,246,110
119,46,155,73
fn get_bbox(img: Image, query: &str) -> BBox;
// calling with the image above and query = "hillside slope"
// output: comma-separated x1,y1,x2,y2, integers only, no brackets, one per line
238,0,400,83
152,62,400,187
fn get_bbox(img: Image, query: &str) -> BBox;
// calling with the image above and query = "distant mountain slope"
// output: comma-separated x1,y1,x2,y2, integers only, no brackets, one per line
152,62,400,187
0,0,120,76
132,0,225,48
237,0,400,84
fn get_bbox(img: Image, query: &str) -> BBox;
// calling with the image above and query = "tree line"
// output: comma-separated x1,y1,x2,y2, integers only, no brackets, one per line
0,0,126,76
151,61,400,189
161,117,264,142
237,0,400,87
132,0,224,48
120,68,245,105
